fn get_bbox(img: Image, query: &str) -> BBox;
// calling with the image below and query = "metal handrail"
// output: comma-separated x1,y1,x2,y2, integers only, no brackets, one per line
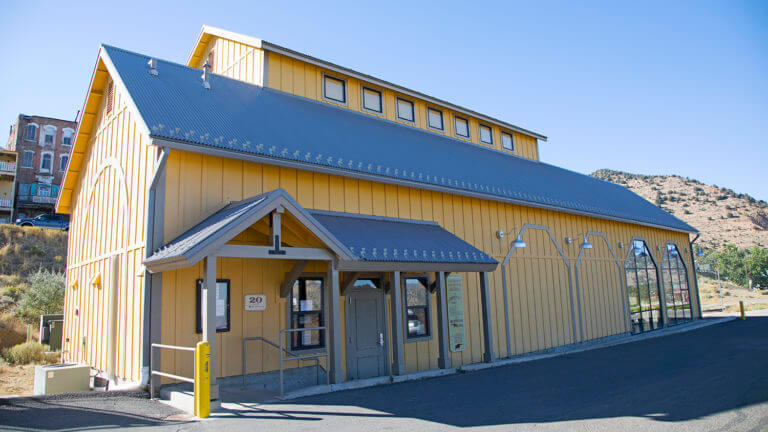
279,327,329,397
242,337,324,389
150,343,196,388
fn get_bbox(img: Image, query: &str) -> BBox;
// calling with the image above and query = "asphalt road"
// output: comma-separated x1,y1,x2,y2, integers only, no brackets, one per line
3,318,767,431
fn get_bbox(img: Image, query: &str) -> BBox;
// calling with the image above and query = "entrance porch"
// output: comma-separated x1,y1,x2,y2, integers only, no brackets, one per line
144,188,498,404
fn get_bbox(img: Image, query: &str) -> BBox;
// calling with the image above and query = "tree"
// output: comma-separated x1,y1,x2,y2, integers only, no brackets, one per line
16,269,65,323
745,247,768,288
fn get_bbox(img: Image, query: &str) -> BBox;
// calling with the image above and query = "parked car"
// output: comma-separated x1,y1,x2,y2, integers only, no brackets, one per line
15,214,69,230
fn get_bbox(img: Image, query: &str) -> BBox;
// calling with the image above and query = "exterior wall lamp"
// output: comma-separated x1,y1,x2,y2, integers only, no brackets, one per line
496,229,527,248
565,234,592,249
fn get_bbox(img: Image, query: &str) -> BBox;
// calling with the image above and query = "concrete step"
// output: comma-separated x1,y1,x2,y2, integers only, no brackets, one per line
158,384,221,415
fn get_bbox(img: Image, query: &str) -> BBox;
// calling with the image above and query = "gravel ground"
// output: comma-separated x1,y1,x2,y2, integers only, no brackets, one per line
0,390,189,431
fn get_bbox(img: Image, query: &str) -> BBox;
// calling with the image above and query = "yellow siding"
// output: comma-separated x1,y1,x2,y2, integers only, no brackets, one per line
0,180,13,200
266,51,540,160
160,151,698,380
192,37,264,86
192,36,541,161
62,78,158,382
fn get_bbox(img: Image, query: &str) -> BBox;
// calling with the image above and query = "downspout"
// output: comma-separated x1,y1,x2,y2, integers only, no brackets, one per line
688,233,702,319
140,147,168,386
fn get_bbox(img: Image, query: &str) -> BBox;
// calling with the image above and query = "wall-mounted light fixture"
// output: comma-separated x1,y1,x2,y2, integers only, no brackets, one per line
619,242,625,249
566,234,592,249
497,228,526,248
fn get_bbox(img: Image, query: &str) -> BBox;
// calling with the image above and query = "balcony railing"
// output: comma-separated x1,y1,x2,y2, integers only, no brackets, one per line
0,162,16,173
17,195,57,205
0,198,11,208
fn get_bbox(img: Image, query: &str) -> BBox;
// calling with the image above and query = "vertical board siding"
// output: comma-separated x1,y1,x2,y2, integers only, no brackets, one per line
196,36,540,161
159,152,698,381
62,81,157,382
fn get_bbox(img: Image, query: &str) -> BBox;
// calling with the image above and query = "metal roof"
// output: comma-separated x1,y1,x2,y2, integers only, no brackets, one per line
145,189,497,272
104,45,697,234
310,210,497,266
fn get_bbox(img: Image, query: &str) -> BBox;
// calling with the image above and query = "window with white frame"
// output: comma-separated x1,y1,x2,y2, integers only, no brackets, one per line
396,98,415,122
454,116,469,138
40,152,53,173
501,132,514,151
42,125,56,146
361,87,383,113
427,108,444,131
25,124,38,141
323,75,346,103
479,125,493,145
22,151,34,168
59,154,69,172
62,128,74,146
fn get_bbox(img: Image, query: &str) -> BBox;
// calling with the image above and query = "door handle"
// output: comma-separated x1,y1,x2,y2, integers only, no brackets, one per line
379,333,384,347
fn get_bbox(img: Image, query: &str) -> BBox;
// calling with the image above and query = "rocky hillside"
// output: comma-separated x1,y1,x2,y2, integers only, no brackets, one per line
591,169,768,250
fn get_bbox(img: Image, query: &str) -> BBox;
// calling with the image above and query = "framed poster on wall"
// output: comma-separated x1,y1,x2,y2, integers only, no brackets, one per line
446,274,465,352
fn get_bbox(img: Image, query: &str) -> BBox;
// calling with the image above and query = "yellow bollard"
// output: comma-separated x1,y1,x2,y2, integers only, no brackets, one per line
739,301,746,320
194,341,211,418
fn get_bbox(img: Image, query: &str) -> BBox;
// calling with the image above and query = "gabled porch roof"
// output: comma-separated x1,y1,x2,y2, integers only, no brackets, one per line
144,189,497,273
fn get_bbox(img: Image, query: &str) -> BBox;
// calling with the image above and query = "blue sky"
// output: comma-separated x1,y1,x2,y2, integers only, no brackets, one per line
1,1,766,200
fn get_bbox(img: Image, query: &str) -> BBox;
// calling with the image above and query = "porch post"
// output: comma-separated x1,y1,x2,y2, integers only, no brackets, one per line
389,271,405,375
326,261,343,384
479,272,495,363
202,256,218,398
435,271,451,369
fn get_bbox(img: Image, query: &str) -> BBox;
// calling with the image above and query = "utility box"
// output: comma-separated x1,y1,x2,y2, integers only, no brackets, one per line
48,320,63,351
34,363,90,395
38,314,63,346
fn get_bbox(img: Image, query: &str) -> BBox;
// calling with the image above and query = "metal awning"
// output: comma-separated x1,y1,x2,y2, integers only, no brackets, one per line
144,189,497,273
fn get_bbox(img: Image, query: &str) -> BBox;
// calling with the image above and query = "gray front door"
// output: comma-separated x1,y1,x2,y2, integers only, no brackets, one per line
345,281,387,380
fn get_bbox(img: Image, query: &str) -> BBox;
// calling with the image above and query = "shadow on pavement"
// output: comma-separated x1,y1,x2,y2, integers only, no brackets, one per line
257,318,768,428
0,390,189,431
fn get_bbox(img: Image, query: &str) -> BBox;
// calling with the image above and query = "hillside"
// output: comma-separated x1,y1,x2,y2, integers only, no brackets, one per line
591,169,768,250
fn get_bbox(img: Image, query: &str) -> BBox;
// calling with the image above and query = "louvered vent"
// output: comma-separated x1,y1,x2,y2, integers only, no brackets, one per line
106,80,114,115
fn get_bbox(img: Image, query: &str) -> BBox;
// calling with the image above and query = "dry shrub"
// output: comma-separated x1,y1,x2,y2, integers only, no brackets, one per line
0,313,28,350
1,342,57,365
0,225,67,277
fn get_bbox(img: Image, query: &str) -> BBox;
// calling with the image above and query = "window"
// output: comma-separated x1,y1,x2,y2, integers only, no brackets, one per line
290,278,325,350
62,128,74,146
195,279,231,333
323,75,346,103
25,124,38,141
40,152,53,173
427,108,444,131
454,116,469,138
625,240,662,334
37,184,52,197
404,276,430,340
501,132,514,151
41,125,57,146
362,87,383,113
396,98,415,122
22,151,34,168
662,243,692,325
18,183,30,196
479,125,493,145
59,154,69,172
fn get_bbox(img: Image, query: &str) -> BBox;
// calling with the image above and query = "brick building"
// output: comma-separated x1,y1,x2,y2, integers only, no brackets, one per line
5,114,76,219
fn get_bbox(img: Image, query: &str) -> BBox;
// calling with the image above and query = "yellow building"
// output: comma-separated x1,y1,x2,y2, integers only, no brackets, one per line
57,26,701,399
0,150,18,223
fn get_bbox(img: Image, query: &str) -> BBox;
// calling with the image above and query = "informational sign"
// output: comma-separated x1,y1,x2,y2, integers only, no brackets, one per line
244,294,267,311
446,274,465,352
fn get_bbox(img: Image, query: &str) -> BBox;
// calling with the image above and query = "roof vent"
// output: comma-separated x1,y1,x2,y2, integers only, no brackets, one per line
201,61,211,90
147,58,158,76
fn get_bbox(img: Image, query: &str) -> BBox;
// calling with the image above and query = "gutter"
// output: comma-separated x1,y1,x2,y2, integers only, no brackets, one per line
140,147,169,385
